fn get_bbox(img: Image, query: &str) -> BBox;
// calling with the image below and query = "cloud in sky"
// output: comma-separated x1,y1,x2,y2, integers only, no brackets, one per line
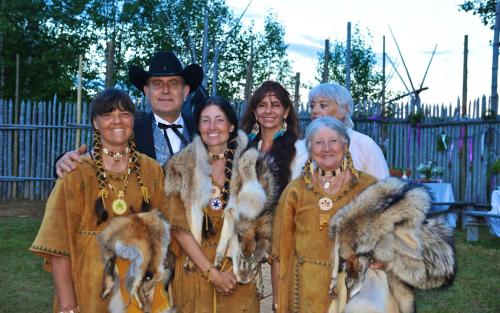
287,42,322,58
227,0,492,105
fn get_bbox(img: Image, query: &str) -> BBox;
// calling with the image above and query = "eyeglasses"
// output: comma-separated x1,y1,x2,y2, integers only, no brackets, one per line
149,78,184,91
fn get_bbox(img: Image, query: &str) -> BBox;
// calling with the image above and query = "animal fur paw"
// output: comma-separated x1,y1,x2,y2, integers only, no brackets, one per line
183,257,196,272
213,253,225,269
236,258,259,284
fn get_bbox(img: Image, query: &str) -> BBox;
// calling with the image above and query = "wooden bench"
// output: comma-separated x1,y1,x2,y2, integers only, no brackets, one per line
427,202,476,228
463,211,500,241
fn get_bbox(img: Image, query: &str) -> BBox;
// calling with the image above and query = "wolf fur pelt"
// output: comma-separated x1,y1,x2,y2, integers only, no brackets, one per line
164,130,277,283
328,177,456,313
97,209,176,313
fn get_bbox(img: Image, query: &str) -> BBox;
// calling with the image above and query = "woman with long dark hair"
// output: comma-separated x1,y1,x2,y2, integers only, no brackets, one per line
241,80,308,194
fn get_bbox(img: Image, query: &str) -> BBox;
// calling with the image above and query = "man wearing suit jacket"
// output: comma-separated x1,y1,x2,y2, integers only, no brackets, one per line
55,51,204,176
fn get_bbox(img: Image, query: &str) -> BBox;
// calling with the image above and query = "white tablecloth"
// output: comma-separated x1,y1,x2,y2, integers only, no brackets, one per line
489,190,500,237
424,182,457,228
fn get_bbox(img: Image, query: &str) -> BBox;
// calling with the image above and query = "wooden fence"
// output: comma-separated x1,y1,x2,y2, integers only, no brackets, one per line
1,96,499,203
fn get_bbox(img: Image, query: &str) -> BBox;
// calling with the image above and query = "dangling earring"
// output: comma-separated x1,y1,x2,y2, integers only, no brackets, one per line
248,122,260,140
273,119,288,140
345,150,359,179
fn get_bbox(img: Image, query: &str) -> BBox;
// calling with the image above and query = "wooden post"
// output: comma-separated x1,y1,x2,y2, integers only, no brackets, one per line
244,40,253,104
294,72,300,112
462,35,468,117
105,41,115,88
322,39,329,83
382,35,386,112
212,45,220,96
491,1,500,116
0,25,4,93
201,7,209,88
13,54,19,198
76,55,83,148
459,125,468,201
345,22,352,91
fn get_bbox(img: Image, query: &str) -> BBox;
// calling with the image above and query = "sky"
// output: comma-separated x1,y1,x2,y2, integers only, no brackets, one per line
226,0,493,107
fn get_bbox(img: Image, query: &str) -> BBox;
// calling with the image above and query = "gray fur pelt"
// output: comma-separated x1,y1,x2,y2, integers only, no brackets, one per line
328,177,456,313
97,209,176,313
164,130,278,284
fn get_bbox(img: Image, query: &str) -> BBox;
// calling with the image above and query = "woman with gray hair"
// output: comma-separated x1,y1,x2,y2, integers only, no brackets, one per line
309,83,389,180
270,116,377,312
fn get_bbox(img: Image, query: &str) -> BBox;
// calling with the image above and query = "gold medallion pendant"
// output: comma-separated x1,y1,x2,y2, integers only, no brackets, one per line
112,198,127,215
318,197,333,211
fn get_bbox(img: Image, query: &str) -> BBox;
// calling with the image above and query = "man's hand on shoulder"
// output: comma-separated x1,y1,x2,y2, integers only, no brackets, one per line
56,144,87,178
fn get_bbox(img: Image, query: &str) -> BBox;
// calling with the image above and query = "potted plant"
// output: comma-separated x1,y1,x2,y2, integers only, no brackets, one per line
491,158,500,176
417,161,443,181
389,168,412,178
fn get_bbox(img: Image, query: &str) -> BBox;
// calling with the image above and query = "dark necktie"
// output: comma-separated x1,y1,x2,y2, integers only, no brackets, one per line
157,123,188,156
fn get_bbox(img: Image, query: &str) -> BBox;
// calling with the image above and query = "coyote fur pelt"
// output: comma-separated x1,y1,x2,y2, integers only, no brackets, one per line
328,178,456,313
97,210,176,313
164,130,277,283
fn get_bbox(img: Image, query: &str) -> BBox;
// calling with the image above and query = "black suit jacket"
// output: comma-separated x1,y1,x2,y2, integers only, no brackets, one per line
133,111,196,160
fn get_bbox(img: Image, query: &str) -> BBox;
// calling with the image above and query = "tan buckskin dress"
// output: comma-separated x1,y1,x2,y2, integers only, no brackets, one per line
30,154,171,313
272,171,376,313
166,188,260,313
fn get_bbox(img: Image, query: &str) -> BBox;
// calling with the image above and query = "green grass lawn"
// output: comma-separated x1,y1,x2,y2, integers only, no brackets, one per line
1,216,499,312
0,216,53,312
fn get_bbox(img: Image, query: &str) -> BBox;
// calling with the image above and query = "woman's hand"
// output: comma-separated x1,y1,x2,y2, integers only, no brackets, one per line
369,261,385,270
208,268,238,296
56,144,87,178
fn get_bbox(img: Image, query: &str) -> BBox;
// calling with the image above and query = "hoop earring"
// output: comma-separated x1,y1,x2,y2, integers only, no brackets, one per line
273,119,288,140
248,122,260,140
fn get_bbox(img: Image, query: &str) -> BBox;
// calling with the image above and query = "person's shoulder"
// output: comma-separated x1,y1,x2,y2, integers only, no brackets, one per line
355,170,378,186
283,175,305,194
350,129,376,144
59,154,95,183
294,139,307,153
138,151,160,167
164,139,197,171
134,111,152,123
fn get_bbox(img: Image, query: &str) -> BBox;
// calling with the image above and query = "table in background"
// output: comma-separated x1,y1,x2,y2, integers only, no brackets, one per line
489,189,500,237
423,182,457,228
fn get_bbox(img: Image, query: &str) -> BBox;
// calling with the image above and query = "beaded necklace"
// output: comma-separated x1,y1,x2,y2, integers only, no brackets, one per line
302,157,354,231
102,147,130,161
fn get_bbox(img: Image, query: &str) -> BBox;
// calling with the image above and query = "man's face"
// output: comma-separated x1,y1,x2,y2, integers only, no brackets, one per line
143,75,190,121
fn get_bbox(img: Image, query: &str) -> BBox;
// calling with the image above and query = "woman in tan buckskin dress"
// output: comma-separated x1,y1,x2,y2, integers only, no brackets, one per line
164,96,275,312
271,116,377,313
30,88,172,313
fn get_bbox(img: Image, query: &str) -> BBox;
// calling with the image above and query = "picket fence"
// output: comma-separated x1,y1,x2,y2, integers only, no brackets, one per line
0,96,499,204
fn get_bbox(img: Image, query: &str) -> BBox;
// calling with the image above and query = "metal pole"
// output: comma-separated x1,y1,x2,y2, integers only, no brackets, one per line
345,22,352,91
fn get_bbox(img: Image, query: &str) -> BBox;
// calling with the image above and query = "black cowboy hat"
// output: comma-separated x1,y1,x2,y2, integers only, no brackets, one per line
129,51,203,93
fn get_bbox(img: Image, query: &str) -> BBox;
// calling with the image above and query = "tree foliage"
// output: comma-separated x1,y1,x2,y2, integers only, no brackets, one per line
315,25,383,104
0,0,293,101
459,0,497,27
